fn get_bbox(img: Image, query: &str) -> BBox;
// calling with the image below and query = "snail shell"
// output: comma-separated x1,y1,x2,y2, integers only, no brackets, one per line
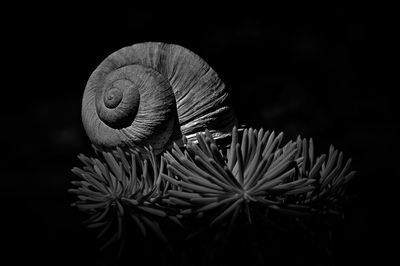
82,42,236,154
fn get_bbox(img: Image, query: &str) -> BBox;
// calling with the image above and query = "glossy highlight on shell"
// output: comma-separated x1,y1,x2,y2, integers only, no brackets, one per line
82,42,237,154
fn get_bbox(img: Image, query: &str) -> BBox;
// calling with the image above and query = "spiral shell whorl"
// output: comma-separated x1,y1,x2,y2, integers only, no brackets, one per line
96,68,140,128
82,42,236,154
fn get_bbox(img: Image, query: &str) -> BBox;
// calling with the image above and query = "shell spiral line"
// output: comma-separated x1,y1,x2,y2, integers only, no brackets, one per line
82,42,237,154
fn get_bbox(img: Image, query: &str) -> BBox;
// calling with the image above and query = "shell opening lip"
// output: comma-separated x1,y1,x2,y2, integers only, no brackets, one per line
104,87,123,108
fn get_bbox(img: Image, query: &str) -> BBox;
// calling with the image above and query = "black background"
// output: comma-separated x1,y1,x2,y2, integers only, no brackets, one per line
2,3,394,266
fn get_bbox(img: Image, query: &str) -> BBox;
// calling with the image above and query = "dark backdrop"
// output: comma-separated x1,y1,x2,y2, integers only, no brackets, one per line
2,3,394,266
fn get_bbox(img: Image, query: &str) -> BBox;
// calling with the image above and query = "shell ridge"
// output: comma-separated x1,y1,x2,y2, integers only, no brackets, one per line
82,42,236,154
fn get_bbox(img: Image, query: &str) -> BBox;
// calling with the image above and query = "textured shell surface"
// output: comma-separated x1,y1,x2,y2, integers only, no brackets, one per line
82,42,236,154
